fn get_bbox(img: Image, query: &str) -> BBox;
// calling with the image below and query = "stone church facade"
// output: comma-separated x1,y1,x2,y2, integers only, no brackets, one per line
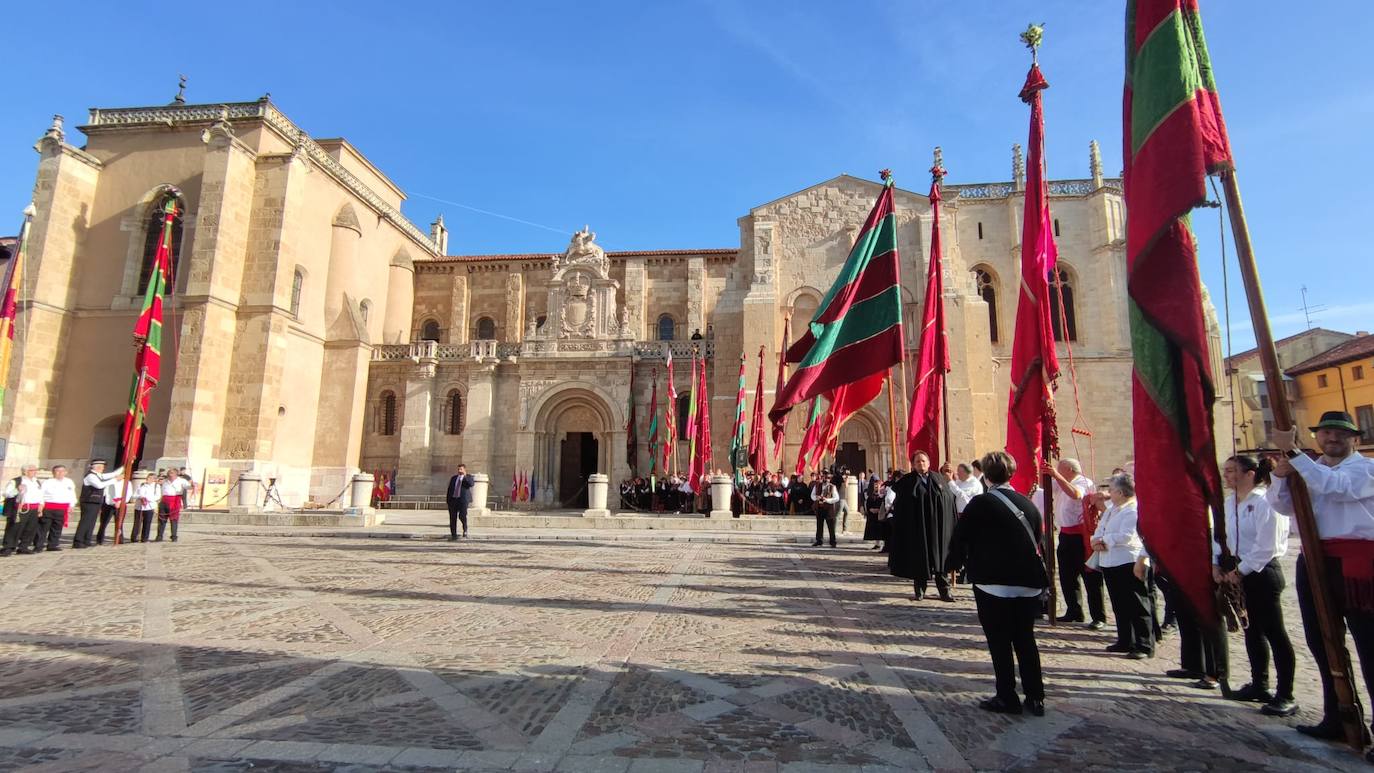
3,96,1213,507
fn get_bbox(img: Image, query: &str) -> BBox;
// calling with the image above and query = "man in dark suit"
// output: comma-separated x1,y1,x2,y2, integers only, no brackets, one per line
445,463,474,541
946,450,1049,717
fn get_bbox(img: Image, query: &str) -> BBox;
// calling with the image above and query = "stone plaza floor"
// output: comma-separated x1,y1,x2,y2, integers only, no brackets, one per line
0,534,1366,772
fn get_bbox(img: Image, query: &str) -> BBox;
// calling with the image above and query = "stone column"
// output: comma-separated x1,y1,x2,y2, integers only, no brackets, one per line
383,251,415,344
686,255,706,335
470,472,491,518
585,473,610,517
347,472,374,514
234,471,262,512
843,475,860,533
505,272,524,342
709,474,733,519
463,363,496,474
622,258,647,339
396,357,437,493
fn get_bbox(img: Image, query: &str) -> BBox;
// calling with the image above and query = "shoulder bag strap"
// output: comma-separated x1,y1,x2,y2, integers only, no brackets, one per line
988,488,1039,553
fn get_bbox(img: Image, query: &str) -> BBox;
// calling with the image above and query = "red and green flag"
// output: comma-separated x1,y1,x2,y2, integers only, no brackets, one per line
625,362,638,477
748,345,768,473
730,354,747,483
0,205,35,409
1005,57,1061,495
663,346,678,473
906,162,951,465
1125,0,1232,626
119,198,179,467
770,316,791,463
794,396,825,477
647,368,661,481
769,173,904,431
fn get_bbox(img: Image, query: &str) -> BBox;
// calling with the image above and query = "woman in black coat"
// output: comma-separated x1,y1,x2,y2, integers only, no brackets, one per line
863,478,887,550
945,450,1049,717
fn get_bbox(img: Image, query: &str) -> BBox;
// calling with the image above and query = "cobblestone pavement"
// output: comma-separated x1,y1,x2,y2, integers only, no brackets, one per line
0,535,1365,772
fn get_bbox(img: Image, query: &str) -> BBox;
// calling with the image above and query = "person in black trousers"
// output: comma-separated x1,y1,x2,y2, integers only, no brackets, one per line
445,463,474,541
946,450,1049,716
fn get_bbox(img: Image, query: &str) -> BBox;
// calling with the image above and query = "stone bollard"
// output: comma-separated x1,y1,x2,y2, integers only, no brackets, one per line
235,471,262,512
708,474,734,519
347,472,375,514
584,473,610,517
470,473,491,518
843,475,860,533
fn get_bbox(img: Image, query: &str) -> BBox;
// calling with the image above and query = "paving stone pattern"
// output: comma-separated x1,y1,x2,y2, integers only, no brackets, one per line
0,535,1366,771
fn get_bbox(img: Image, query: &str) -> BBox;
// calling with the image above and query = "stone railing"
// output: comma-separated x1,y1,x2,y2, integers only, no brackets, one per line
86,100,439,255
948,177,1122,200
633,340,716,359
372,339,714,362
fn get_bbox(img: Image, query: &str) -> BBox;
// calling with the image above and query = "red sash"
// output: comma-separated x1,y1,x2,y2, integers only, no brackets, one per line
1324,539,1374,613
44,503,71,527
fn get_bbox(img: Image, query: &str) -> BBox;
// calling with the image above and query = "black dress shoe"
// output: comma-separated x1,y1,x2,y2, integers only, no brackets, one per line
1260,697,1299,717
1087,620,1106,631
1056,613,1084,623
1105,643,1131,653
979,696,1023,715
1296,720,1343,740
1229,683,1273,703
913,589,925,601
1189,677,1219,690
72,543,88,549
17,548,34,555
47,546,62,551
1126,650,1151,660
1023,697,1045,717
0,548,12,557
1165,669,1201,679
938,588,955,603
811,542,822,547
448,535,458,542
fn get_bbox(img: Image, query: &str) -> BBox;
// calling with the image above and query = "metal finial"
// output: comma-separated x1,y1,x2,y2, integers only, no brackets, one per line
879,168,894,187
173,75,187,104
930,147,946,185
1020,24,1045,62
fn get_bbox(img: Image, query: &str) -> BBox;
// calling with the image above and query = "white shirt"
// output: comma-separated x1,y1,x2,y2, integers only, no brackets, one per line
162,477,191,498
136,482,161,510
883,487,896,515
41,477,76,506
1268,452,1374,541
949,478,982,513
1053,474,1093,528
1091,500,1143,568
5,476,45,506
82,469,123,491
820,484,839,505
1214,487,1290,575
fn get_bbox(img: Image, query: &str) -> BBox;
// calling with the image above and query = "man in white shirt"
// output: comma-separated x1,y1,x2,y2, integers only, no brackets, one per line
157,469,192,542
39,466,76,552
949,464,984,514
2,465,42,556
1045,458,1105,628
74,459,123,548
1271,411,1374,747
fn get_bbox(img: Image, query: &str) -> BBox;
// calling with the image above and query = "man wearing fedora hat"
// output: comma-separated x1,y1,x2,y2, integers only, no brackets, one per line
1271,410,1374,750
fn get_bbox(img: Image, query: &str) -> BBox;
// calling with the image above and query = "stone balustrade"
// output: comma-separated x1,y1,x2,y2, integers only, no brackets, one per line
372,338,716,362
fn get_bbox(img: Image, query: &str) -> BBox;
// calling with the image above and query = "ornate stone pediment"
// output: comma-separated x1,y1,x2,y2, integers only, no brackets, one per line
529,226,626,344
553,226,609,275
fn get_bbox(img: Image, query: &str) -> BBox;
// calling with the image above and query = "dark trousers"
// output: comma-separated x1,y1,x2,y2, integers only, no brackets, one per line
156,517,178,541
73,501,102,547
1162,575,1225,679
974,588,1045,702
448,504,468,537
16,507,41,551
1242,561,1296,698
1103,562,1154,655
38,508,66,551
130,510,154,542
1057,533,1106,622
1156,572,1177,628
1296,554,1374,728
96,505,117,544
813,508,836,546
2,509,19,552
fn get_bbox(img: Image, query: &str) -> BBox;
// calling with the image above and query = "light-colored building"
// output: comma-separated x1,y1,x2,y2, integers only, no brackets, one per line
1223,327,1356,451
1,96,1219,506
1285,333,1374,454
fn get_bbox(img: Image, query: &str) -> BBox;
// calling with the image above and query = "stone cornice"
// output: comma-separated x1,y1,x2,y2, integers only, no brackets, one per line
82,99,439,256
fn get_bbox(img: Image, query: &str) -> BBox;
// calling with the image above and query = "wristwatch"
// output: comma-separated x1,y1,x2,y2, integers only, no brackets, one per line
1286,449,1302,459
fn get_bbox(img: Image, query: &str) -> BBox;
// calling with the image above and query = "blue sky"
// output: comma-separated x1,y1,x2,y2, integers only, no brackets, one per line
2,1,1370,351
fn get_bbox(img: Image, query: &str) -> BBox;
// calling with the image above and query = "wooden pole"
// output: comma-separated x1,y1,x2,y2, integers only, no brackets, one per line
112,367,146,546
886,374,901,472
1041,423,1057,627
1221,167,1365,749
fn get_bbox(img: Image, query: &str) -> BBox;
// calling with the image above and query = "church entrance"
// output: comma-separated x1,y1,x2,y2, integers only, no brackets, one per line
559,431,599,508
835,442,867,475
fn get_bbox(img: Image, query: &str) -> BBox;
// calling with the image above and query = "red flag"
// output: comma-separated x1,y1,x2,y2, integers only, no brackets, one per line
1004,62,1061,494
1125,0,1232,626
748,346,768,472
770,317,791,461
625,362,638,476
511,469,519,500
119,198,179,468
794,397,824,476
906,163,951,465
696,355,712,483
663,346,678,473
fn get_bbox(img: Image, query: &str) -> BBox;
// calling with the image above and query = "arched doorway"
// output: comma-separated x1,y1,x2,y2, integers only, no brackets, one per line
837,409,884,475
530,386,617,509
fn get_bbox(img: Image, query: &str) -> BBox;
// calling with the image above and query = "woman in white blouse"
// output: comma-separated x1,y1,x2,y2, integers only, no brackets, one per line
1091,474,1154,659
1215,454,1298,717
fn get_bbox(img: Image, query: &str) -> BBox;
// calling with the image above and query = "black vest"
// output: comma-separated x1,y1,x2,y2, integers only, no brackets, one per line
80,480,105,505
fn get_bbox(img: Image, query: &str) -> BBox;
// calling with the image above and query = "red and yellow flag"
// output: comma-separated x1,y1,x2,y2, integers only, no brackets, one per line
0,206,34,408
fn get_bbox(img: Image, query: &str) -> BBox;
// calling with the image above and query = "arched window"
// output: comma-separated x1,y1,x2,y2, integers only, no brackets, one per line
445,389,465,435
420,319,441,341
973,267,999,343
290,269,304,317
138,195,184,294
792,294,820,327
359,299,371,325
377,391,397,436
1049,268,1077,342
657,314,675,341
475,316,496,340
677,394,691,434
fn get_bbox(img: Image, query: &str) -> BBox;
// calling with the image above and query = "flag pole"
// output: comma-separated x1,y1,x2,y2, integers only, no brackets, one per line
886,374,900,472
1220,167,1364,749
932,148,952,467
112,367,146,546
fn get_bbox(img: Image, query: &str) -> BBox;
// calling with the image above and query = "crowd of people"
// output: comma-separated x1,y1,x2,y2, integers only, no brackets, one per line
1,460,195,556
875,409,1374,764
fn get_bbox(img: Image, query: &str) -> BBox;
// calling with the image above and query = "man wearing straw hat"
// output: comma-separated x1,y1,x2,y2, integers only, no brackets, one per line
1270,410,1374,747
